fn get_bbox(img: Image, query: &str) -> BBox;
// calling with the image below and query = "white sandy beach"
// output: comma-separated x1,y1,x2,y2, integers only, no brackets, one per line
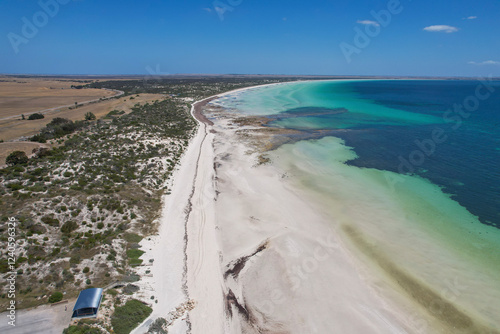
132,84,435,334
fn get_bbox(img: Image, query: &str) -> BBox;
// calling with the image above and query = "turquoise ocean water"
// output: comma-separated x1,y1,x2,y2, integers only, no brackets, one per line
214,79,500,329
216,79,500,281
217,80,500,228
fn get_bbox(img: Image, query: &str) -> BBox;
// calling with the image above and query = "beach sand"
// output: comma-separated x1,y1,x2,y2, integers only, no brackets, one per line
182,106,416,334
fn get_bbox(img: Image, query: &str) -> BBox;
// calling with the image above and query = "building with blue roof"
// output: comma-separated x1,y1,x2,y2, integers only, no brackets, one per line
71,288,103,319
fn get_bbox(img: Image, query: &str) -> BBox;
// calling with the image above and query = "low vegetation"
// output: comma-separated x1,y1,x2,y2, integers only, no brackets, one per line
6,151,28,166
111,299,152,334
63,322,103,334
48,291,63,303
1,77,297,331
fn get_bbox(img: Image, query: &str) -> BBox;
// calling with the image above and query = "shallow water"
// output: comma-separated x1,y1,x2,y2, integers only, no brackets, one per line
214,79,500,331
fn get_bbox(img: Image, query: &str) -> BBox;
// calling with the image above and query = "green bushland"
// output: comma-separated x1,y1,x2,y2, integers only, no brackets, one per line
111,299,152,334
0,77,293,312
63,324,103,334
127,249,145,266
104,110,125,119
124,233,142,243
30,118,86,143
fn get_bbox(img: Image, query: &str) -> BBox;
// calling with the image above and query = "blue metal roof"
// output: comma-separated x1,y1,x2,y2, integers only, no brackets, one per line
73,288,103,311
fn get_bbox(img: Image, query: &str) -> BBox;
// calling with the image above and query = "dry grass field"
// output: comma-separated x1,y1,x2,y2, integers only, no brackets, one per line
0,76,166,142
0,141,51,166
0,93,166,141
0,76,116,119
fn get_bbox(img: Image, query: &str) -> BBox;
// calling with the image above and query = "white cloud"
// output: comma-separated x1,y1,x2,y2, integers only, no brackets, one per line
203,7,212,13
214,6,226,16
468,60,500,66
357,20,380,27
463,16,477,20
423,25,459,33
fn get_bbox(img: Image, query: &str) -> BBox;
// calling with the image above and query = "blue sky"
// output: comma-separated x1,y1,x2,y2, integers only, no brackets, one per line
1,0,499,77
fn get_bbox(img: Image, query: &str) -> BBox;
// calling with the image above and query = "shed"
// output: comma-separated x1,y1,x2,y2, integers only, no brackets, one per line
71,288,103,319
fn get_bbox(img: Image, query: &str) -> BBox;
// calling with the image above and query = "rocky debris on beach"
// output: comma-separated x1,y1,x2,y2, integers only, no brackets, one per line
150,299,197,333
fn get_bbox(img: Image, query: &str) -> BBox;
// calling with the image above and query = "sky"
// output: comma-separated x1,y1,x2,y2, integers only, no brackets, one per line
1,0,499,77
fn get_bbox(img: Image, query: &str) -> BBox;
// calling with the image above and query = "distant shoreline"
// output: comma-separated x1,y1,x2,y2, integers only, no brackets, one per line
2,73,496,80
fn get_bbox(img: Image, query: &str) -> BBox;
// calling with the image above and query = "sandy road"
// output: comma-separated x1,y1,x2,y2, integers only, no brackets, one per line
131,97,218,334
185,100,228,334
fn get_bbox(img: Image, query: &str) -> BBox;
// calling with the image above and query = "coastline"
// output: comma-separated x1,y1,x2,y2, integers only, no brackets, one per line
132,83,295,333
186,93,416,333
134,82,417,333
132,86,267,333
134,79,500,334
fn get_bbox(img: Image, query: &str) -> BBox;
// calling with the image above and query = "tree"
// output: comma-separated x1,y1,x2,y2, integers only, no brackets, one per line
85,112,96,121
28,113,45,120
6,151,28,166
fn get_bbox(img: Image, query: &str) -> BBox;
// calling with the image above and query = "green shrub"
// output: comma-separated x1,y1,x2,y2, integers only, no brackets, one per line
70,254,81,264
127,248,144,266
42,216,60,227
124,233,142,243
28,113,45,120
126,249,144,259
0,259,9,273
85,112,96,121
83,267,90,273
63,324,103,334
30,134,47,143
111,299,152,334
6,183,23,191
123,284,139,295
61,221,78,234
148,318,167,334
6,151,28,166
48,291,63,303
107,289,118,296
